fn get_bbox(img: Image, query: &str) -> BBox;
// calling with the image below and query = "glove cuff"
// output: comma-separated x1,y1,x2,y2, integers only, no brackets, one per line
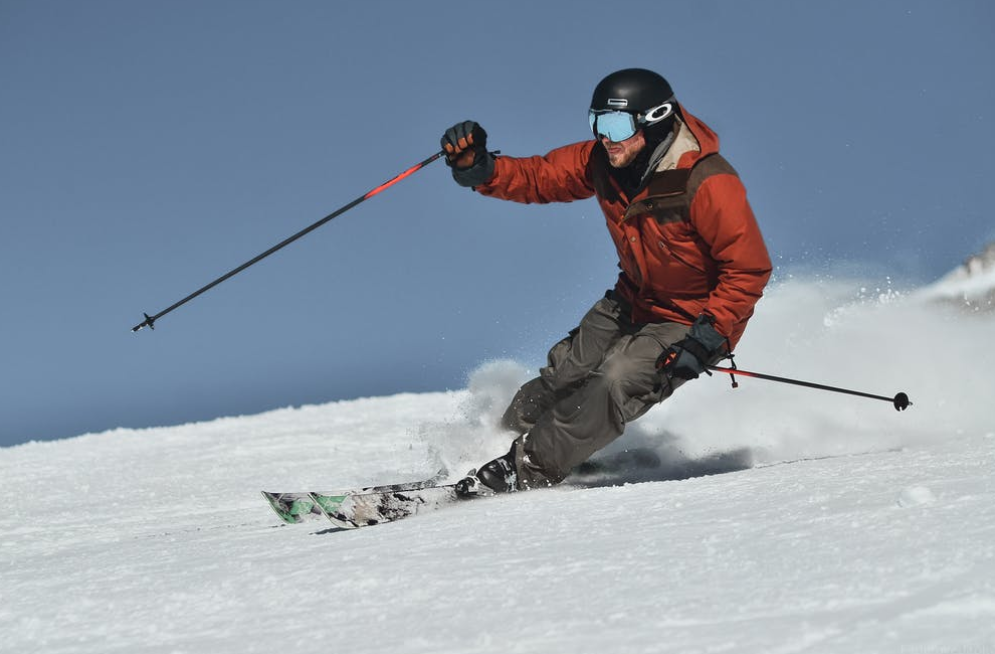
688,313,726,355
452,150,495,188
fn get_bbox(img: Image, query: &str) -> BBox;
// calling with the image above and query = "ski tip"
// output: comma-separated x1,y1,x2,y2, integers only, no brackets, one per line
328,512,362,529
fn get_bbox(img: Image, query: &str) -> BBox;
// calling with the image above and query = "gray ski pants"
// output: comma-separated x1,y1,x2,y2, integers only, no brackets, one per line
501,292,694,488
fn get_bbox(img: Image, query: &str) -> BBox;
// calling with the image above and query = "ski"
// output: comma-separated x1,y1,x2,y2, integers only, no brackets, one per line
261,469,448,525
301,451,668,529
310,483,470,529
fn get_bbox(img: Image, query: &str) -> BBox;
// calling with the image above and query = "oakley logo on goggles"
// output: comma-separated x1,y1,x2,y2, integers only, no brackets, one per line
589,99,675,143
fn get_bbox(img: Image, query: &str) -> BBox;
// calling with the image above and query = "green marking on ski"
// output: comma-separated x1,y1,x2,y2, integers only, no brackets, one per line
263,494,298,523
311,494,348,514
288,498,316,515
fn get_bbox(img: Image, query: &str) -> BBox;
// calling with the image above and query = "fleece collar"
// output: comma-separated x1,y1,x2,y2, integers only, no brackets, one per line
653,116,701,173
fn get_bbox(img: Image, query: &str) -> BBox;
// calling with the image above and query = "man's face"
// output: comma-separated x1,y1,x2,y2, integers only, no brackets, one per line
601,129,646,168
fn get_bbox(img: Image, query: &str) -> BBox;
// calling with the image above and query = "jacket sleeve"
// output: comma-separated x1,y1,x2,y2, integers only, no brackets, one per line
474,141,597,204
690,173,773,340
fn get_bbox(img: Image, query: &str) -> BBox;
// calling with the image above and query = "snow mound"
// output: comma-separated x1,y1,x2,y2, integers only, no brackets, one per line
917,241,995,312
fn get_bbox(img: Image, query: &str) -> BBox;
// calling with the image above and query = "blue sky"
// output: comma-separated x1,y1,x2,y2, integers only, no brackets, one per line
1,0,992,446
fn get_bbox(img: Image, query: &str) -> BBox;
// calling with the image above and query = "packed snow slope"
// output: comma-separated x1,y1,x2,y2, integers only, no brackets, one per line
2,270,994,654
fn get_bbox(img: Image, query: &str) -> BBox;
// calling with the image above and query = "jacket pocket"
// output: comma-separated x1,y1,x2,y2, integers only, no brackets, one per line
657,238,707,275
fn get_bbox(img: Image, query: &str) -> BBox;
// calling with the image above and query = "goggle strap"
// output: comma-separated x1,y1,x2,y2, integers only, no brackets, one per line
639,96,677,125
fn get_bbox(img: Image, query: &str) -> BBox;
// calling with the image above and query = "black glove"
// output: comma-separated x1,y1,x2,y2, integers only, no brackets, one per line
657,314,727,380
441,120,495,188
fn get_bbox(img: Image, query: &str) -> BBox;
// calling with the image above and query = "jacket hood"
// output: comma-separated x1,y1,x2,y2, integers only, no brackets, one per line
672,105,721,169
617,105,722,194
595,105,719,197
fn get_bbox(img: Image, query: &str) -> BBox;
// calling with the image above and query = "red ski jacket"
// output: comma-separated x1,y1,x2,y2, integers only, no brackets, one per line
474,108,772,349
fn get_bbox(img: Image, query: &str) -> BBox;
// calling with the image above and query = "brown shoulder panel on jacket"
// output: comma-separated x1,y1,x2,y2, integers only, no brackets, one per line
644,169,692,198
624,154,739,225
687,154,738,199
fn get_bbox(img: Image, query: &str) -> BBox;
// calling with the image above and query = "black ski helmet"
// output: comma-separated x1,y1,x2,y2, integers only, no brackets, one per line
590,68,678,138
591,68,675,114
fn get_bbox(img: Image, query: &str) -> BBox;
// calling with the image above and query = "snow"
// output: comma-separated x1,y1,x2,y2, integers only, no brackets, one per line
2,270,994,654
916,244,995,310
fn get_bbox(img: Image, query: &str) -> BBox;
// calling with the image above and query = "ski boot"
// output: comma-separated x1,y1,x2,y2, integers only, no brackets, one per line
455,448,517,497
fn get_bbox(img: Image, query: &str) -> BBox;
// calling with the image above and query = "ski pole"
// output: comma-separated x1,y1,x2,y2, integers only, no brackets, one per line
131,151,446,332
709,365,912,411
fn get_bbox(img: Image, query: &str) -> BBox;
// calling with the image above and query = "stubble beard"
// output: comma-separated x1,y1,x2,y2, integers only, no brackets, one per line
603,130,646,169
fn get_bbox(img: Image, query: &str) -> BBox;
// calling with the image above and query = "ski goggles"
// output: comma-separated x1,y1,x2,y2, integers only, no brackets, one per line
588,100,676,142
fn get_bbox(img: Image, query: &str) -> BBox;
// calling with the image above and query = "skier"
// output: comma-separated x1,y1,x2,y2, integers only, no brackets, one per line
442,68,772,494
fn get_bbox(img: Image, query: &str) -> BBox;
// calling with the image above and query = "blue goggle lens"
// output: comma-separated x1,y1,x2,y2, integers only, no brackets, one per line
589,110,638,142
